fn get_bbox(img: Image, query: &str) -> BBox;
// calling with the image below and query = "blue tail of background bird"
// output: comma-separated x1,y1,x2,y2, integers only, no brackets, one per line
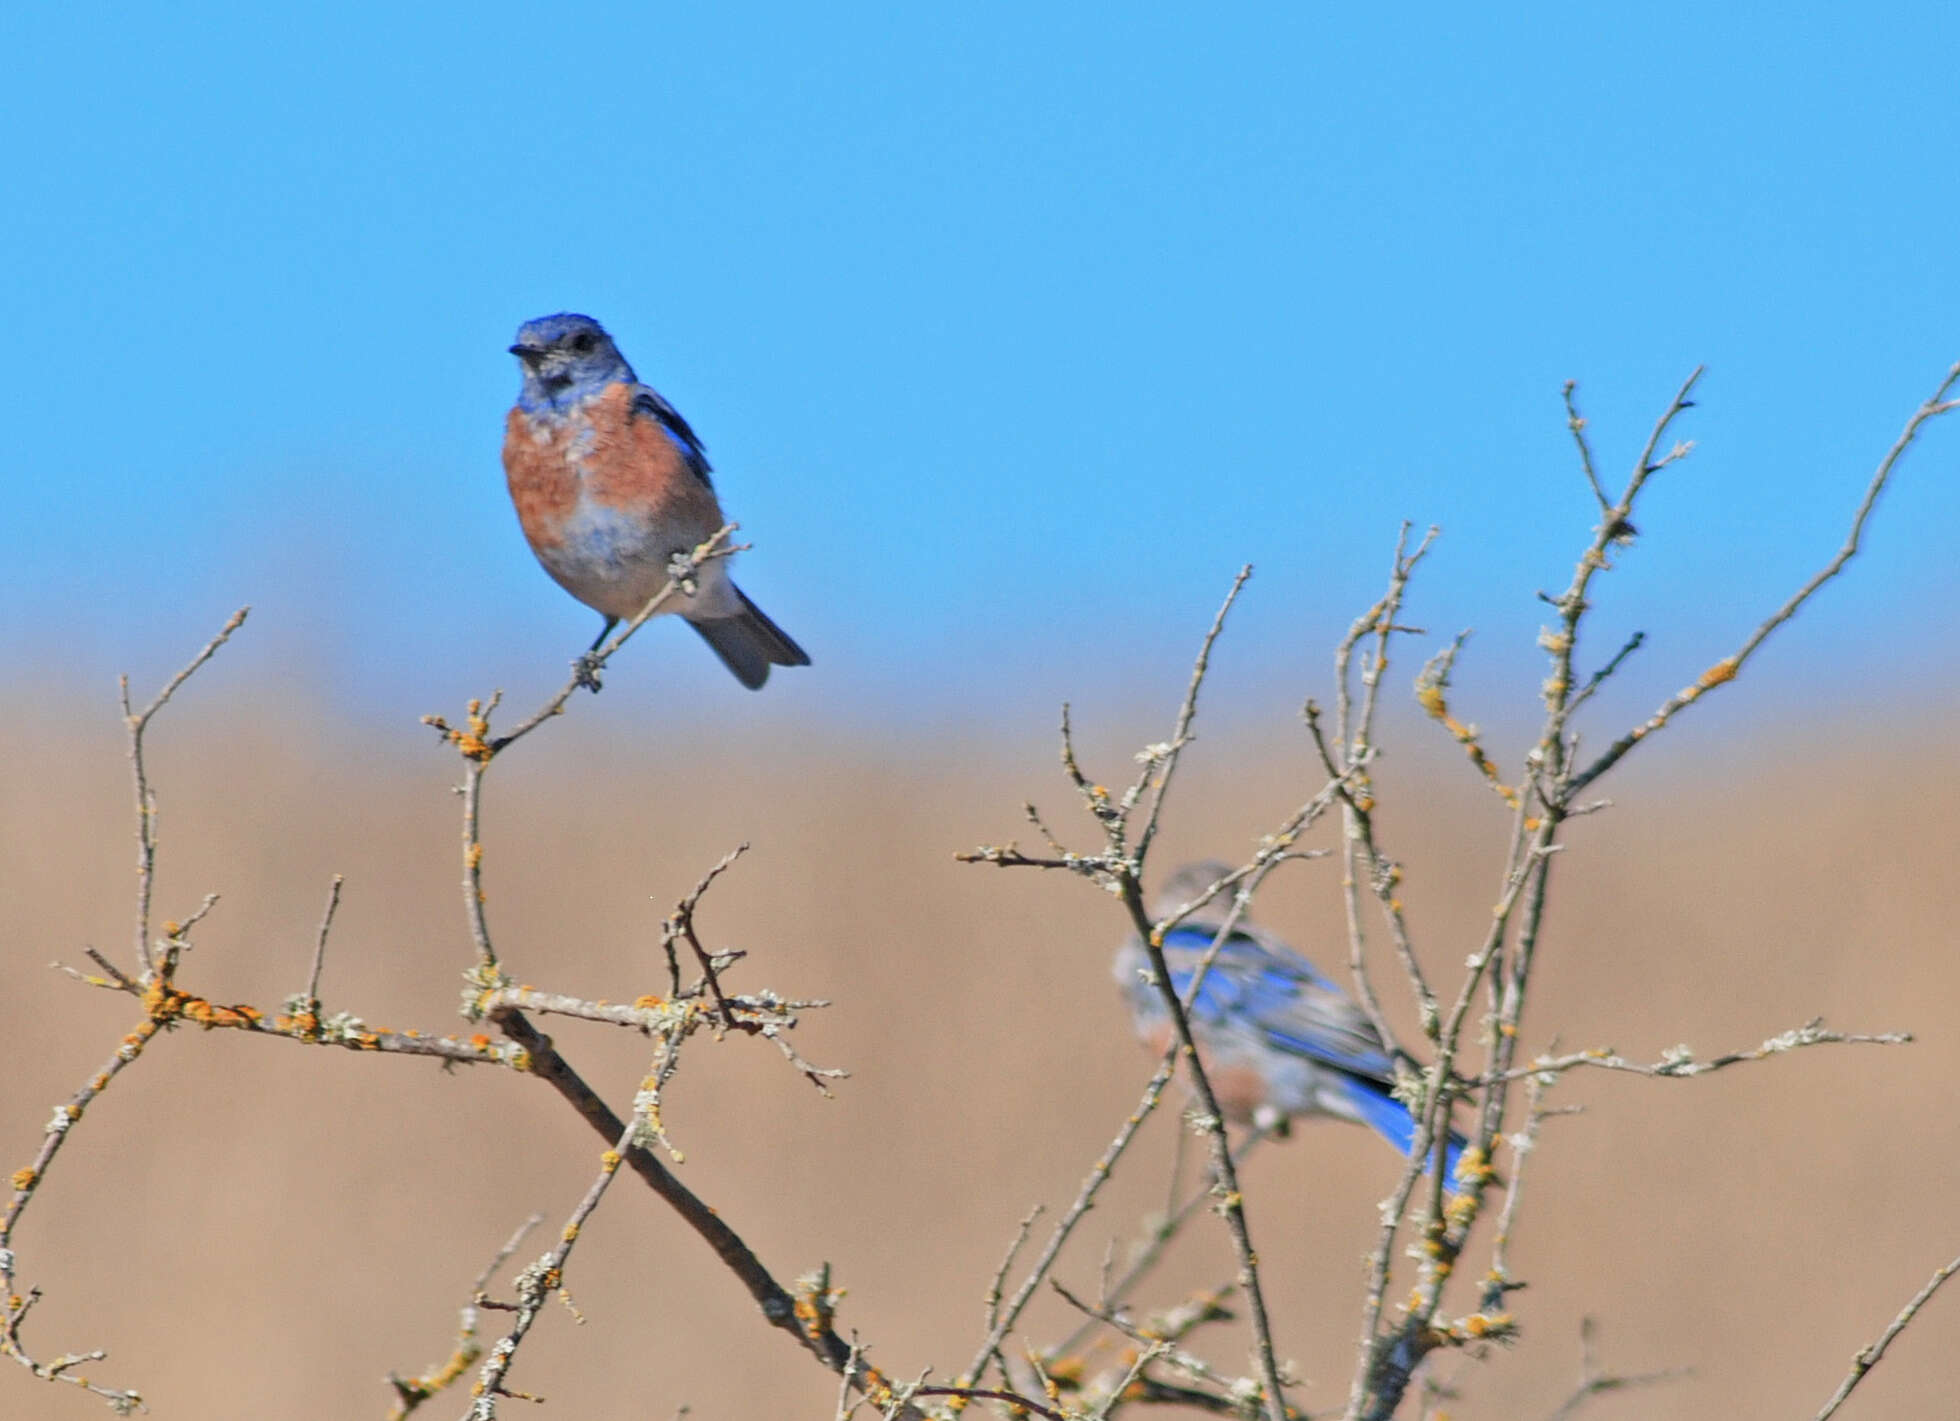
1336,1075,1469,1191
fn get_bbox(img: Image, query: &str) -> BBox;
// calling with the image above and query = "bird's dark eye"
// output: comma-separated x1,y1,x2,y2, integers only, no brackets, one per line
570,332,596,354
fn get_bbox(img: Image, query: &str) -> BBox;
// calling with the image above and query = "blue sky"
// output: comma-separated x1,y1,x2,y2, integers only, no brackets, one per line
6,4,1957,747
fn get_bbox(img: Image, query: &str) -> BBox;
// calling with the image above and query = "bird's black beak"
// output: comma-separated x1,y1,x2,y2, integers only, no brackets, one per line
509,344,541,364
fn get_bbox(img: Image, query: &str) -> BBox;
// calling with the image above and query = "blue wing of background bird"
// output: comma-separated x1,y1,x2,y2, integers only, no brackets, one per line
1160,925,1467,1184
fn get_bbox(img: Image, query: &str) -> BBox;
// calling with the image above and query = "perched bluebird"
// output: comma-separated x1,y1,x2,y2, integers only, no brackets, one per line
1115,861,1466,1185
502,313,810,689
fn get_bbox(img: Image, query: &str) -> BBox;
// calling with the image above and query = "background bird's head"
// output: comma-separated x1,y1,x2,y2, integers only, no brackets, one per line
509,313,637,410
1152,859,1247,929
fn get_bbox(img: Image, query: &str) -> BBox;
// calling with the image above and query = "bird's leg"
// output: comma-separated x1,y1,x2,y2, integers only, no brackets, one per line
574,617,619,692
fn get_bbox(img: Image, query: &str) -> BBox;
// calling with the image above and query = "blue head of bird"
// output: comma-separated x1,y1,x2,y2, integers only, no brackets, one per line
509,313,637,413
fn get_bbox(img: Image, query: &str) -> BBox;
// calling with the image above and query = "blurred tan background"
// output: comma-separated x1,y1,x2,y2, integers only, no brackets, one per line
3,682,1956,1420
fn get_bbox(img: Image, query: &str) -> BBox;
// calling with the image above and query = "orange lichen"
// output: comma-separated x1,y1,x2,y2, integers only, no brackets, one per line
11,1167,36,1191
1698,657,1739,688
1044,1356,1085,1385
177,996,265,1030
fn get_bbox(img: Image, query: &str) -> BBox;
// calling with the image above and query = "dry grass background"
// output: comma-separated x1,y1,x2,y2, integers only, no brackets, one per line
3,684,1956,1420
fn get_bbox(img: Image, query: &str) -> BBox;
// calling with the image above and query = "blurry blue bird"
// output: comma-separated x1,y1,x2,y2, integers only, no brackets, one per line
1115,861,1467,1186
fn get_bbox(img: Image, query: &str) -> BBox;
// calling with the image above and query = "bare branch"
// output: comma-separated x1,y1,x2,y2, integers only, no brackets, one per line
965,1055,1178,1386
1133,564,1251,864
1050,1126,1275,1362
1813,1249,1960,1421
494,527,741,756
1118,873,1286,1420
1482,1075,1580,1313
977,1206,1041,1375
1542,1319,1689,1421
0,1020,161,1413
1562,380,1612,515
1564,630,1645,717
483,1011,888,1400
910,1384,1069,1421
467,1133,633,1418
1569,363,1960,797
1413,632,1519,807
661,844,752,1029
1049,1279,1245,1411
1492,1021,1911,1085
301,874,345,1022
123,606,249,975
386,1213,544,1419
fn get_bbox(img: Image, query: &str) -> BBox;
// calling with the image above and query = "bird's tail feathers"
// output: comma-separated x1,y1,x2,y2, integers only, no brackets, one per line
1338,1075,1470,1194
689,585,811,690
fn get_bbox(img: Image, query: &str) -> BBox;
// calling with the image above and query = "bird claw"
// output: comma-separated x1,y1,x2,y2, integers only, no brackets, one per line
573,652,606,693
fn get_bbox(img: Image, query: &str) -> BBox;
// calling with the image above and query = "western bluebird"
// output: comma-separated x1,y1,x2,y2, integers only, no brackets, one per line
502,313,810,689
1115,860,1466,1185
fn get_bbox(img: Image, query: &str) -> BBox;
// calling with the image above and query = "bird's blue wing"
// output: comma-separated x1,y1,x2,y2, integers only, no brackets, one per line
631,385,714,483
1162,927,1395,1081
1156,922,1469,1193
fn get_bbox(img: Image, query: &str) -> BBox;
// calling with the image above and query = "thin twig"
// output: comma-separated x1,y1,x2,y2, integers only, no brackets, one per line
492,527,741,756
662,844,751,1028
1562,380,1612,514
303,874,345,1010
485,1012,901,1410
1489,1021,1910,1085
911,1385,1068,1421
1133,565,1251,864
1564,630,1645,718
977,1207,1042,1380
1050,1126,1273,1361
386,1213,545,1419
1049,1280,1243,1410
1481,1075,1577,1313
1120,872,1286,1421
1541,1319,1689,1421
1813,1249,1960,1421
122,607,249,975
467,1132,633,1418
1569,364,1959,797
965,1056,1178,1385
1,1032,162,1413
